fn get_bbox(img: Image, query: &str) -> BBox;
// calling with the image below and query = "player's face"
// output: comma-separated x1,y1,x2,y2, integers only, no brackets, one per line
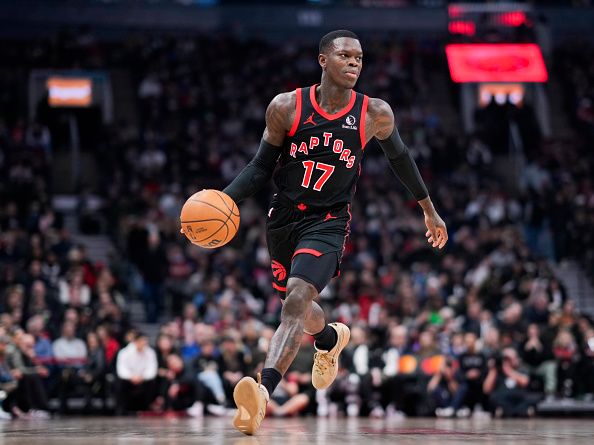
320,37,363,89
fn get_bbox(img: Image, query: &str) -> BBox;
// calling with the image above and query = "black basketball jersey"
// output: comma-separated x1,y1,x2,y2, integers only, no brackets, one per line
273,84,369,209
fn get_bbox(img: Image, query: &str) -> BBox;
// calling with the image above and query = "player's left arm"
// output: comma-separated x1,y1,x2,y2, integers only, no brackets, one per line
367,97,448,249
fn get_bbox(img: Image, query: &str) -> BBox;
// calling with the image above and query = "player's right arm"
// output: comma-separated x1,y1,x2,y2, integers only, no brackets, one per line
222,92,295,203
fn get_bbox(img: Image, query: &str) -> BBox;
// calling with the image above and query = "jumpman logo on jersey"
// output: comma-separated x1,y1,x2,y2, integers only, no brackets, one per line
303,112,317,126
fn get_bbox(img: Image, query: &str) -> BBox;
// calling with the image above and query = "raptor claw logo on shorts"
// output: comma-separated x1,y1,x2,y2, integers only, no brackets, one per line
271,260,287,281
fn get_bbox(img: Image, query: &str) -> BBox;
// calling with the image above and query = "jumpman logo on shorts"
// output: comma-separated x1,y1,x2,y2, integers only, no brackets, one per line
303,112,317,126
324,212,337,221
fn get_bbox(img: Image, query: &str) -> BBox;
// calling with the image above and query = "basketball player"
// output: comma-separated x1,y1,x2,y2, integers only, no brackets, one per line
222,30,448,435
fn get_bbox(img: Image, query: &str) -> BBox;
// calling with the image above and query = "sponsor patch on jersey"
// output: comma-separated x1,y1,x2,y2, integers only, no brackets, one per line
342,114,358,130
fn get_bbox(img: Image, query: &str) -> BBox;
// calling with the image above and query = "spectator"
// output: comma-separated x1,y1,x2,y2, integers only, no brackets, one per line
165,245,192,315
53,321,88,413
458,332,487,415
482,327,501,359
428,356,466,418
25,314,53,365
95,290,127,328
58,269,91,308
1,285,25,326
463,301,482,336
96,324,120,367
525,292,551,326
159,353,205,415
267,376,311,417
241,318,266,376
553,329,579,397
6,333,50,418
382,325,410,375
416,330,440,358
0,336,17,419
53,321,87,365
78,331,107,411
190,339,227,413
138,231,167,323
559,301,578,329
483,347,540,417
339,325,383,417
115,332,157,414
498,302,527,346
154,333,176,411
275,335,314,417
577,327,594,397
522,323,557,399
218,335,247,403
381,325,413,418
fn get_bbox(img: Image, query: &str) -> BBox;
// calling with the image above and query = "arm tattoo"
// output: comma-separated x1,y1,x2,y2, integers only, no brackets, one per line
263,92,294,146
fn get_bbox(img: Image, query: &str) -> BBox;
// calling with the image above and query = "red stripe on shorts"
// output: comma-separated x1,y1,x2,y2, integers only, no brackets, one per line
292,248,323,260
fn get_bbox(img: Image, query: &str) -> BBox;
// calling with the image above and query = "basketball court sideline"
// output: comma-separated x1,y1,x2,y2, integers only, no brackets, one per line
1,417,592,444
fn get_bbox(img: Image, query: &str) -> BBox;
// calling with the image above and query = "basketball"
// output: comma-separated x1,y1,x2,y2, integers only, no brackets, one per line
180,189,240,249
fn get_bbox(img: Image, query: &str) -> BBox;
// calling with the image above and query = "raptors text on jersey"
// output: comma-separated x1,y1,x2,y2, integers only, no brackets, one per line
274,85,369,209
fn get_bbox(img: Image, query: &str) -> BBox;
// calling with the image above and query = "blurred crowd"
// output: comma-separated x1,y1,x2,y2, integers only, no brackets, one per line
0,30,593,419
554,40,594,278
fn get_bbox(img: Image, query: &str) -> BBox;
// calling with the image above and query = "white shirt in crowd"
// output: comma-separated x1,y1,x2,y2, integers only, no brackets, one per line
352,344,369,375
383,348,401,377
58,279,91,306
116,342,158,381
53,337,87,360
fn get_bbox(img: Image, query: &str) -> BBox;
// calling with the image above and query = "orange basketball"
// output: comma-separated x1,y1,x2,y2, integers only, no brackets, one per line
180,189,240,249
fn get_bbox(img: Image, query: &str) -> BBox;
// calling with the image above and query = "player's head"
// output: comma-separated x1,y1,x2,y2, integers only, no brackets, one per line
318,30,362,89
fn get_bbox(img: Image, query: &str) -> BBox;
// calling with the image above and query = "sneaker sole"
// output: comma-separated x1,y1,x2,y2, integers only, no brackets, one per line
312,323,351,390
232,378,263,435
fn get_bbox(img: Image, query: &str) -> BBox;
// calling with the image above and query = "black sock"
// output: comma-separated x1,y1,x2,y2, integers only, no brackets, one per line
260,368,282,396
313,324,338,351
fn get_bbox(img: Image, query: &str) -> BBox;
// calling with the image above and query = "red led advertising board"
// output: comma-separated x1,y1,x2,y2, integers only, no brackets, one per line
446,44,548,83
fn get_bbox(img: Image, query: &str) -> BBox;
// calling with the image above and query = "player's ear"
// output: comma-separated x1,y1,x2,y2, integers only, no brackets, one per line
318,54,327,71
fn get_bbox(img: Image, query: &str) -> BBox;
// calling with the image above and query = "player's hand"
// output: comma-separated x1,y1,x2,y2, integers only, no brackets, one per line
424,211,448,249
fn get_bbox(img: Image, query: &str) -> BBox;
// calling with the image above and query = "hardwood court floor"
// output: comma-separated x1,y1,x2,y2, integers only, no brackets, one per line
0,416,592,445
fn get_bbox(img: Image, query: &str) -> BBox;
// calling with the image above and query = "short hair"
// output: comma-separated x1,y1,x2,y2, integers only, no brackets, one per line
319,30,360,54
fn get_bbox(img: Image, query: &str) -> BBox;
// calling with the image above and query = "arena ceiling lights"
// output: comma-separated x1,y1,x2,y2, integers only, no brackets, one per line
445,44,548,83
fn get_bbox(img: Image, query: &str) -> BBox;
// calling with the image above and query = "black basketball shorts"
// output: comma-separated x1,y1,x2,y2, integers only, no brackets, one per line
266,194,351,298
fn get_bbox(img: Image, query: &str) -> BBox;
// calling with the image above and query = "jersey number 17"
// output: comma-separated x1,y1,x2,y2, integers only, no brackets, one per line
301,160,335,192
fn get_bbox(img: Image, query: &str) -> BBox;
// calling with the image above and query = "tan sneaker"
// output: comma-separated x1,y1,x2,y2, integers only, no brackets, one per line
232,373,268,436
312,322,350,390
